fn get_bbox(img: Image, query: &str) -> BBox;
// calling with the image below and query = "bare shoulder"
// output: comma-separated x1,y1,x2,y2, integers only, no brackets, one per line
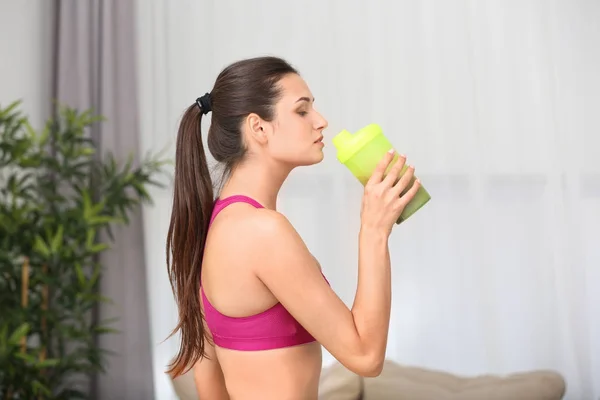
241,209,307,252
244,208,295,235
211,207,312,277
207,203,282,239
207,205,305,264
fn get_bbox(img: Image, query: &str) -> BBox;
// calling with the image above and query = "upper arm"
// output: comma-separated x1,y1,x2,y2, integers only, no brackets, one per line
193,302,229,399
249,211,374,375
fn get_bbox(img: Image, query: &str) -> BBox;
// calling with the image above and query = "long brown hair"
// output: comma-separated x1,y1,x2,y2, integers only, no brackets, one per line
166,56,298,377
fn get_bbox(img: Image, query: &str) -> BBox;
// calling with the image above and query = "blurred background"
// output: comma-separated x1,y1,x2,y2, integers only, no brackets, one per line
1,0,598,399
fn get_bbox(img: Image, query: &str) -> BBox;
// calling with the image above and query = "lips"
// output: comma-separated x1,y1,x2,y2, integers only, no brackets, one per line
314,136,324,143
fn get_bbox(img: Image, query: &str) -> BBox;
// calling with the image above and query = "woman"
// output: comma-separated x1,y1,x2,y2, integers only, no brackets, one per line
166,56,420,400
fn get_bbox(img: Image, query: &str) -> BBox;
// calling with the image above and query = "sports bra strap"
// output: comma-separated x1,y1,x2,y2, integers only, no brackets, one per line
209,195,265,227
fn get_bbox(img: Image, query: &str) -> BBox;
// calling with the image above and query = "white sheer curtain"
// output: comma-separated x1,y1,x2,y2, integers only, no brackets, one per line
135,1,600,398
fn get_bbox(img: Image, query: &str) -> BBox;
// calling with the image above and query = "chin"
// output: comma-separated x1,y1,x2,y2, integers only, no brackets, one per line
295,160,322,168
314,151,325,164
284,149,325,168
305,150,325,166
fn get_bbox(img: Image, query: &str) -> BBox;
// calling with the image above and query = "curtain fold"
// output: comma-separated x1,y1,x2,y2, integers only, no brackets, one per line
52,1,155,398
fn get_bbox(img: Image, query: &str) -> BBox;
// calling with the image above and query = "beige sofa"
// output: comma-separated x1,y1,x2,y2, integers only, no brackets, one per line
171,360,566,400
319,360,566,400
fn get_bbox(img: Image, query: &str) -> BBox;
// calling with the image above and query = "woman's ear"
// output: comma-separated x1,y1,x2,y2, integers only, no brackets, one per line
246,113,268,145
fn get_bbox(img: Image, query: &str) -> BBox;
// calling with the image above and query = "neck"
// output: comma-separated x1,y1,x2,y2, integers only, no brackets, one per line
219,159,292,210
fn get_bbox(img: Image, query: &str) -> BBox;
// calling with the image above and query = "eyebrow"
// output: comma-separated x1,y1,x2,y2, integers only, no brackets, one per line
295,96,314,104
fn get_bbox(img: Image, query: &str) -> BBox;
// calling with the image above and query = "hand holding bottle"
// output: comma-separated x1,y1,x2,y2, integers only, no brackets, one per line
360,149,421,236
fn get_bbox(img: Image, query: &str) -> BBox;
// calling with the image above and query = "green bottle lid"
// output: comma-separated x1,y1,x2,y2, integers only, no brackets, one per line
332,123,383,164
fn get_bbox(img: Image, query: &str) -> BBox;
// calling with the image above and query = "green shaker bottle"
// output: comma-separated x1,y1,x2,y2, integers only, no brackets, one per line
332,123,431,224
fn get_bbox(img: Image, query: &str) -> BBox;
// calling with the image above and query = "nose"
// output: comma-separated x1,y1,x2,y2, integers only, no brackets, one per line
314,110,328,131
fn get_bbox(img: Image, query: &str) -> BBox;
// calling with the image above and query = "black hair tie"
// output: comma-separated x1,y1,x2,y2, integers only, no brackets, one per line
196,93,212,115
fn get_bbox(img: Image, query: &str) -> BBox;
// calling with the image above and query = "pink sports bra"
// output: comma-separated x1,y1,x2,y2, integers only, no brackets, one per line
201,195,328,351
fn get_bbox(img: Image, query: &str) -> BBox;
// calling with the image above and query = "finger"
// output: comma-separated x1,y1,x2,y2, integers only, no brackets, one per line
391,164,415,196
382,154,407,187
398,178,421,206
368,149,396,184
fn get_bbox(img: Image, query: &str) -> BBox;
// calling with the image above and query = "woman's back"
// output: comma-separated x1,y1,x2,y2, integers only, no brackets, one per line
201,196,324,399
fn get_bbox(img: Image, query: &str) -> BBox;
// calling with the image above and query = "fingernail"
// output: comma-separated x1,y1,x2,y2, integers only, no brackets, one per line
387,149,395,154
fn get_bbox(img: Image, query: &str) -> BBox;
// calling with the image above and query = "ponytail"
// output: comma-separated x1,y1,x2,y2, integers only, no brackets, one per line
164,56,300,376
166,103,214,377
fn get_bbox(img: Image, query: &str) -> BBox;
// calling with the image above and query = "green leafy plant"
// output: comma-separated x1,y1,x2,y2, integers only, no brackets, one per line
0,101,169,399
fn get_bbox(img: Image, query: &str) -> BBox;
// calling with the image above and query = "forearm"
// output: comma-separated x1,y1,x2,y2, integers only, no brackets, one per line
351,227,391,361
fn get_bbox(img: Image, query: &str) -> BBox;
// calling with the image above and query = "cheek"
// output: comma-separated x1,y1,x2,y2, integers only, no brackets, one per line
268,115,314,157
276,118,310,145
273,133,301,155
268,132,307,161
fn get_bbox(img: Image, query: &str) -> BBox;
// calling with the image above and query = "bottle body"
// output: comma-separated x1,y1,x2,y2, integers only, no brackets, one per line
332,124,431,224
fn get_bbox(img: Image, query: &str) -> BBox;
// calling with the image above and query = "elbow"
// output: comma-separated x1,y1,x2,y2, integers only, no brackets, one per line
349,352,385,378
359,358,384,378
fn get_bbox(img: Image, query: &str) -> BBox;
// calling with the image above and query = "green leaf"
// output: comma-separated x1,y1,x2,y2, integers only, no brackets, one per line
94,326,119,334
32,379,52,396
99,317,119,325
133,181,150,198
82,188,92,219
85,294,113,304
33,235,51,257
81,147,95,156
8,323,30,345
23,119,37,140
91,199,106,216
37,124,50,146
89,243,109,254
75,262,85,287
87,263,102,289
37,358,60,368
0,100,22,119
50,224,64,253
15,352,38,363
86,228,96,248
88,215,119,226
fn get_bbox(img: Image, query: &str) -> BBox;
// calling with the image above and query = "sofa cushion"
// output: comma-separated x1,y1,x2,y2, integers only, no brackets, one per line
319,362,363,400
362,361,566,400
